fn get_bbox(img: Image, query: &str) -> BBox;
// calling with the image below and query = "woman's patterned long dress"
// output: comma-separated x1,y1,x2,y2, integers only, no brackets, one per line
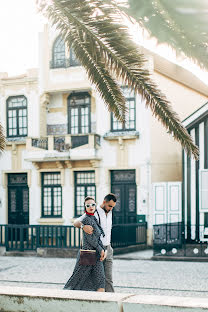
63,214,105,291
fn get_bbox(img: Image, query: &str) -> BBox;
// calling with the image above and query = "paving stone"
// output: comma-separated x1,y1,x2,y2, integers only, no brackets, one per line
0,254,207,298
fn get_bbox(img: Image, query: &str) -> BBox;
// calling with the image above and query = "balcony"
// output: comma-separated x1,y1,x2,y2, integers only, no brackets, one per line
25,134,101,165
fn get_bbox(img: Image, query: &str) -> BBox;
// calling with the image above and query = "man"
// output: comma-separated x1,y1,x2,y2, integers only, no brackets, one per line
74,193,117,292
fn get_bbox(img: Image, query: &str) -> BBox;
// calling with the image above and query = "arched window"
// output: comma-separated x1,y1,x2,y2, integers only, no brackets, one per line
7,95,28,137
51,36,81,68
52,36,66,68
68,92,91,134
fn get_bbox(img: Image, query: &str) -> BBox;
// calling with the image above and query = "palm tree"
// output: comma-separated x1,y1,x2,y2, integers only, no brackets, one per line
36,0,201,159
128,0,208,71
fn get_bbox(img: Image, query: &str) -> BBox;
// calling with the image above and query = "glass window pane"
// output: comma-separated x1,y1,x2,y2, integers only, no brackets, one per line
69,93,90,134
76,172,95,184
7,97,27,137
87,186,96,198
111,87,135,131
122,87,135,98
19,117,23,127
43,173,61,185
71,108,79,134
22,116,27,127
112,116,122,130
75,172,95,215
8,96,27,108
8,110,14,117
43,188,52,216
70,47,81,66
81,107,89,133
42,173,62,217
53,187,62,216
22,128,27,135
9,118,13,128
76,186,85,215
53,36,65,67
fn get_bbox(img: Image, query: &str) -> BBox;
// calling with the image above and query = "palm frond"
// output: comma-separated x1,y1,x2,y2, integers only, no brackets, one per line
0,122,6,152
127,0,208,71
37,0,199,159
38,0,127,121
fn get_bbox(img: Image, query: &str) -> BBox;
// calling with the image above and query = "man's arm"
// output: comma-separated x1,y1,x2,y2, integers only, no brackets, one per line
73,216,84,228
73,215,93,234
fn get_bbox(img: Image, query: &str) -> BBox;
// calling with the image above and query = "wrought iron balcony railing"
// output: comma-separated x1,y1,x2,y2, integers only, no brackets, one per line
53,136,70,152
28,134,101,151
31,138,48,150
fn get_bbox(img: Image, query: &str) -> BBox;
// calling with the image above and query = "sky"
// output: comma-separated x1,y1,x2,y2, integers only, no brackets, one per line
0,0,44,76
0,0,208,85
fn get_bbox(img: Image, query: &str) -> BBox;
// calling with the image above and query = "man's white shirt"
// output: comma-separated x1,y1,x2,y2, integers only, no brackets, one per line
77,206,112,246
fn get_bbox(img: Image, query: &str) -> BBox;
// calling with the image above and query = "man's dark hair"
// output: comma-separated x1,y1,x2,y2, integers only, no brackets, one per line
104,193,117,202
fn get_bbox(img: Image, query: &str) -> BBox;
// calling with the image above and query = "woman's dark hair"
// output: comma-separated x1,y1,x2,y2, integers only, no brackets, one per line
84,196,95,204
104,193,117,202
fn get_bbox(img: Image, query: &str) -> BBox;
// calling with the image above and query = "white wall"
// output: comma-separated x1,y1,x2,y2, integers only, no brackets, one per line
29,168,41,224
0,151,12,223
28,89,40,138
62,168,73,224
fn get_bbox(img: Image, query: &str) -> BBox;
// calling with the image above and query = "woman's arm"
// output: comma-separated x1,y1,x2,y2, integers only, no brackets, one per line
82,218,104,255
74,214,93,234
83,232,104,254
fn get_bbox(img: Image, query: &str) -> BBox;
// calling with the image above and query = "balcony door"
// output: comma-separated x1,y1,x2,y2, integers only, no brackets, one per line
68,92,91,134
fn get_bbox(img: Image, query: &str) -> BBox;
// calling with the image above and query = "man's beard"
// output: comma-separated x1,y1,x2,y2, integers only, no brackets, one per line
103,206,110,213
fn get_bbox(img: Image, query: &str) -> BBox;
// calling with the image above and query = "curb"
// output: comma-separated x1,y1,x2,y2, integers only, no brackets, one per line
114,256,153,261
152,256,208,262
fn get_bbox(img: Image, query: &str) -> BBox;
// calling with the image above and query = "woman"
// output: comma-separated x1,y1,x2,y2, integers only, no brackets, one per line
64,196,106,292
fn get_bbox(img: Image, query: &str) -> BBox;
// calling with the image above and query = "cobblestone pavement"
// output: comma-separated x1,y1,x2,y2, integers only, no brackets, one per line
0,254,207,298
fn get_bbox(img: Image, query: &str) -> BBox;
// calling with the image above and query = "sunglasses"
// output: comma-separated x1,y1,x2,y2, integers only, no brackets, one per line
85,203,96,208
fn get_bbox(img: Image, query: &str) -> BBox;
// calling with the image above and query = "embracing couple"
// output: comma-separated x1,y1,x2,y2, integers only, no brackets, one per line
64,193,117,292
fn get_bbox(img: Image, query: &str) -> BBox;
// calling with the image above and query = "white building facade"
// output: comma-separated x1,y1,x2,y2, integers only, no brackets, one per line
0,25,207,246
182,103,208,242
